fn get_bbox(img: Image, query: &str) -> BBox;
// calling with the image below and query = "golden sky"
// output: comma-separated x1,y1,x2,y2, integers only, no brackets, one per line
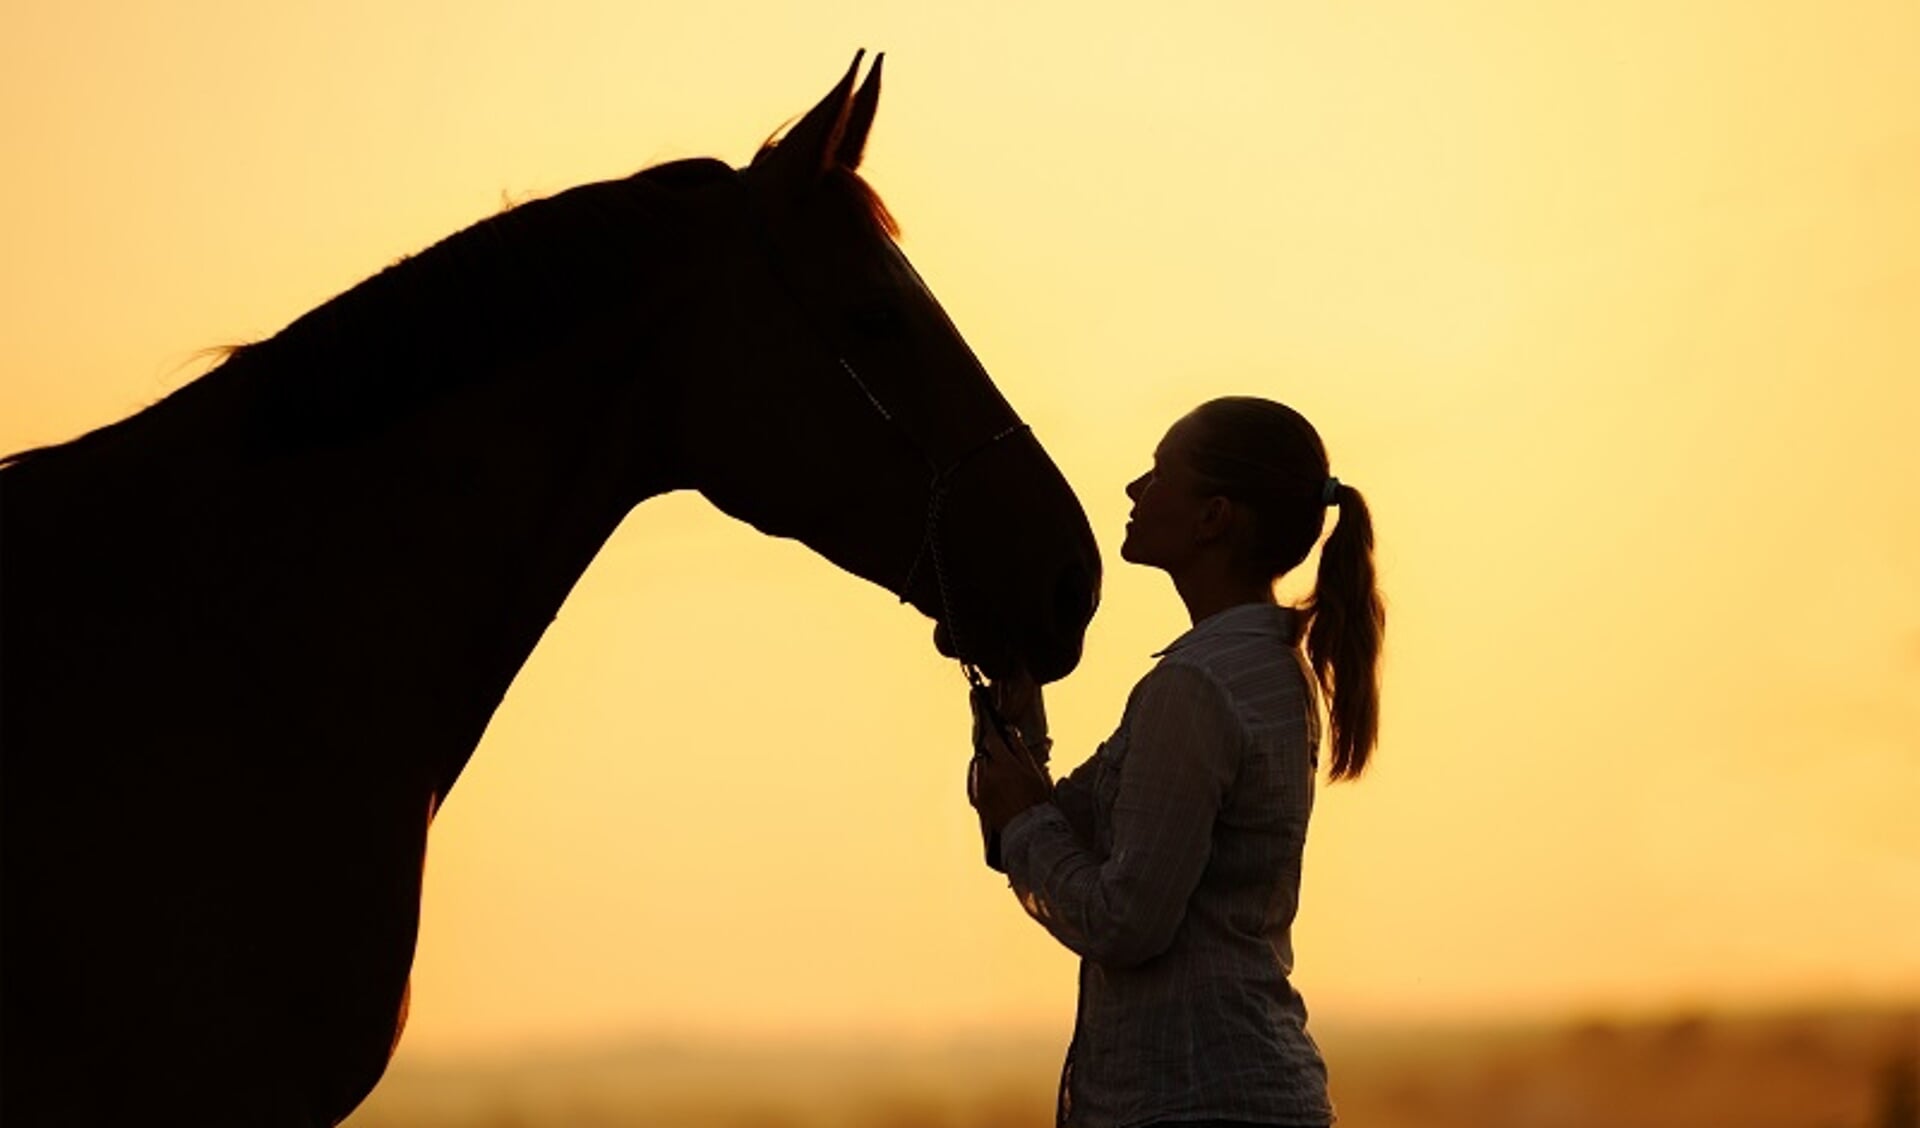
4,0,1916,1062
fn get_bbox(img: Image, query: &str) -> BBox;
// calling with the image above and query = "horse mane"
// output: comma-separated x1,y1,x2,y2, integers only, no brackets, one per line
0,157,740,469
2,152,904,471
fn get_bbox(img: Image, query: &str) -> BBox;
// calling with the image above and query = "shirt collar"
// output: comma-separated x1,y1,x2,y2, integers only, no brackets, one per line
1152,601,1302,657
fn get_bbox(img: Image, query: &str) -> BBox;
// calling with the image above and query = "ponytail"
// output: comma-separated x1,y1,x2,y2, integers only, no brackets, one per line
1180,396,1385,780
1307,483,1383,781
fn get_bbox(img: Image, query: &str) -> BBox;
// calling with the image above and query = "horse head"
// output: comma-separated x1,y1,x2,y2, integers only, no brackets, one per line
668,53,1100,683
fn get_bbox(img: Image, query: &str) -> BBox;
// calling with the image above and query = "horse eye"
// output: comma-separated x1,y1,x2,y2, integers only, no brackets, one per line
848,303,904,338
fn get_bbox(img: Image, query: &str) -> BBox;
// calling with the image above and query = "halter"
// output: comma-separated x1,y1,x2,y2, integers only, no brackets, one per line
827,355,1030,685
749,202,1031,683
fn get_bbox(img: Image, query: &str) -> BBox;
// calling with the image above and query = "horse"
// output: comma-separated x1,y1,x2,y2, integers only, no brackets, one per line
0,53,1101,1126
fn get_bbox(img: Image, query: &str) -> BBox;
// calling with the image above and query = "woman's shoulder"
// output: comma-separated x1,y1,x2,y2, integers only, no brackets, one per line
1122,657,1242,735
1134,653,1230,697
1148,634,1313,735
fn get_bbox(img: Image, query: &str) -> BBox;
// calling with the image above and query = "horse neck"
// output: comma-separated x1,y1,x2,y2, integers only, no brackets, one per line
274,341,686,757
6,286,690,797
336,346,679,691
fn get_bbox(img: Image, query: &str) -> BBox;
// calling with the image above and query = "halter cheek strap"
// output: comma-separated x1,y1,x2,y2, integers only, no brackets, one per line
897,419,1031,605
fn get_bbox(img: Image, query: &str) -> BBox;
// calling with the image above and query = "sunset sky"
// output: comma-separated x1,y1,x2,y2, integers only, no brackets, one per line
3,0,1915,1069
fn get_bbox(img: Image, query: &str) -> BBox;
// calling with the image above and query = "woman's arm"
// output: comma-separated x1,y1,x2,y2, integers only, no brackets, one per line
1049,754,1097,847
982,669,1102,841
998,662,1241,969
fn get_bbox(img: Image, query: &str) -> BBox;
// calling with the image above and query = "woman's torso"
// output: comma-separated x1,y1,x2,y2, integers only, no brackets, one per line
1063,603,1332,1128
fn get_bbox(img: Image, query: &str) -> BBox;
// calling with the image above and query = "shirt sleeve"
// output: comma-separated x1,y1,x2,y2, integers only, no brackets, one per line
1048,749,1098,847
998,661,1242,969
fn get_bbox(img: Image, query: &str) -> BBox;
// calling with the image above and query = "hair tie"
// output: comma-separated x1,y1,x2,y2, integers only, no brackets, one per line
1321,476,1341,506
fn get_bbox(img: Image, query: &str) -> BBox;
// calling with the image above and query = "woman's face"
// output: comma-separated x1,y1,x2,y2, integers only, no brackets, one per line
1120,416,1216,570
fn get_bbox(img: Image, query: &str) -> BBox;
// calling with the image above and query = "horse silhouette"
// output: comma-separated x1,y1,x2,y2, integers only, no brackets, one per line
0,53,1100,1126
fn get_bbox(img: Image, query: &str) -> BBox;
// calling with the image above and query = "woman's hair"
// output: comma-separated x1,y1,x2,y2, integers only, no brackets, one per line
1185,397,1385,780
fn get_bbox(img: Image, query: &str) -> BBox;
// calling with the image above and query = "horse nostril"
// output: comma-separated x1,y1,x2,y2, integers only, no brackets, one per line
1053,563,1096,634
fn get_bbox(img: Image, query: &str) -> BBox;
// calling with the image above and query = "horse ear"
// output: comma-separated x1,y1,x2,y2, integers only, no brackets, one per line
754,51,865,187
834,52,883,170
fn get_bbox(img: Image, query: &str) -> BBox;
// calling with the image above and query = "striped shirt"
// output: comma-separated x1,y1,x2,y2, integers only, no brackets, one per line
1000,602,1334,1128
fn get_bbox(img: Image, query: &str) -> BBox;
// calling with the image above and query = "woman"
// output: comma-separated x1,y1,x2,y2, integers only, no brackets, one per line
968,396,1384,1128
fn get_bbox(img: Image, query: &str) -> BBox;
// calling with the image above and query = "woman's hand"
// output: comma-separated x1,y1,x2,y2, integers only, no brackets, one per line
968,705,1055,832
988,669,1047,751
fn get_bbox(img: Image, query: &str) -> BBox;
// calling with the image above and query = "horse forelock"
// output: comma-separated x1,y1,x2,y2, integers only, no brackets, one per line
750,137,900,240
828,167,901,240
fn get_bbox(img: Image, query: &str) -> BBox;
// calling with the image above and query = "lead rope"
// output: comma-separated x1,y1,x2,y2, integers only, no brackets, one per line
912,421,1029,690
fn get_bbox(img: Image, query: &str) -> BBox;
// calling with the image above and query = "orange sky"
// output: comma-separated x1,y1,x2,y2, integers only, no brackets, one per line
3,0,1916,1064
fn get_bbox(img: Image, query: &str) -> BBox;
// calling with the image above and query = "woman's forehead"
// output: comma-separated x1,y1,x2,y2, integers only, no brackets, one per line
1156,415,1205,461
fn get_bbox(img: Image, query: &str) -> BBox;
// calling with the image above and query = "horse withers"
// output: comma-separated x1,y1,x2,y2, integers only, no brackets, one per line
0,53,1099,1126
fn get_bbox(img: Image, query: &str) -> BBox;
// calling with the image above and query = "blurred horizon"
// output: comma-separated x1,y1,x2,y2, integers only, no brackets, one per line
362,997,1920,1068
344,1002,1920,1127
